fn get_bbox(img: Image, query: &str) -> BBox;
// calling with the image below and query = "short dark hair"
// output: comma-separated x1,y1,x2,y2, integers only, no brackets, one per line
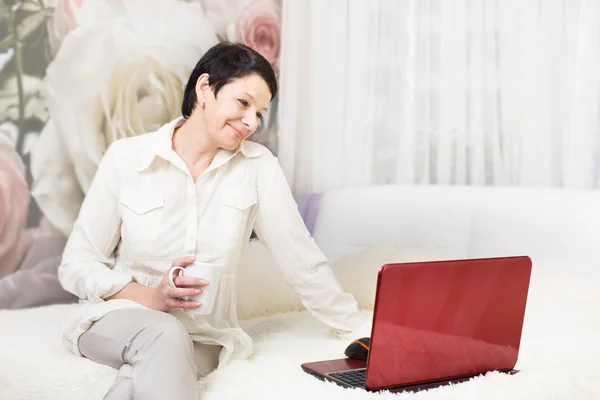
181,43,278,118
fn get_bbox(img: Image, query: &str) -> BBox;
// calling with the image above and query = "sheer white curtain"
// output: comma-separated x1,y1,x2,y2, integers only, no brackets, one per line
278,0,600,193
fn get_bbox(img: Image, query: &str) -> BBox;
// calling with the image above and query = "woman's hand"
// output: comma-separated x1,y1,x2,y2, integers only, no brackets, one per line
148,256,209,312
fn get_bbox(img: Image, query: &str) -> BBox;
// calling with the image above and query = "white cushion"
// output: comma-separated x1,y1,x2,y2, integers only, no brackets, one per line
312,185,474,260
311,185,600,265
236,240,450,319
236,241,397,319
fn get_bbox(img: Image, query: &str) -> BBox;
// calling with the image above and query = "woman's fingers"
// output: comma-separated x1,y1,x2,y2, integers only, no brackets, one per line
172,275,210,288
167,286,202,299
167,298,202,309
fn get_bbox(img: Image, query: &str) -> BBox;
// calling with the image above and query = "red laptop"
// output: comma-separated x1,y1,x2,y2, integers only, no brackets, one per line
301,256,532,392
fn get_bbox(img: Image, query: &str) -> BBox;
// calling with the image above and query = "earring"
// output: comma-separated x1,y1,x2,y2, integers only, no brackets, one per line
201,97,206,107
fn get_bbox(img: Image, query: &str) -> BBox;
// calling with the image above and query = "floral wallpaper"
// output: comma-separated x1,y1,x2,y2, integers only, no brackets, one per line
0,0,282,283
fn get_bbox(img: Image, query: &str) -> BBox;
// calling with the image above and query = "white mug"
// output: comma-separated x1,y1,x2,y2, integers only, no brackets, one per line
168,262,223,315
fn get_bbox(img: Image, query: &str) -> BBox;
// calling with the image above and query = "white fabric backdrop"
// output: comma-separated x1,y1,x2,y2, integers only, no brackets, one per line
278,0,600,193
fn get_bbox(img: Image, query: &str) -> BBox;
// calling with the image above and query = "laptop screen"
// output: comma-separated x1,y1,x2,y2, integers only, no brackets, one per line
365,256,531,390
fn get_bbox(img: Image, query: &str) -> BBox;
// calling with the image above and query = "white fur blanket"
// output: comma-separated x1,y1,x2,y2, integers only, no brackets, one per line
0,266,599,399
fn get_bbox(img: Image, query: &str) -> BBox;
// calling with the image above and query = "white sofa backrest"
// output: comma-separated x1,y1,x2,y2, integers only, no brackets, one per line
311,185,600,265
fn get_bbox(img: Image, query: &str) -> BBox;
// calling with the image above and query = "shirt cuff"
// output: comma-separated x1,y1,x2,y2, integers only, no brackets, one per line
84,266,134,302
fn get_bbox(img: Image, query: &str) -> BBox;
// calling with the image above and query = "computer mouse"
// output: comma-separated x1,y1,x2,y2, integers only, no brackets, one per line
344,337,371,360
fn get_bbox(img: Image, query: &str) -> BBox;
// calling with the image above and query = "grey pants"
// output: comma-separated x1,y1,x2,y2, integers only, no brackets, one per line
79,308,221,400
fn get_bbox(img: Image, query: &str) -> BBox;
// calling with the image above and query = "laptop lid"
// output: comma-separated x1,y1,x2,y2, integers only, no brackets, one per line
365,256,532,391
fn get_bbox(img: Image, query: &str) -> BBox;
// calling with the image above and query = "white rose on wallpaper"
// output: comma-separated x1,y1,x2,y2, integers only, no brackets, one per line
31,0,219,235
0,129,32,279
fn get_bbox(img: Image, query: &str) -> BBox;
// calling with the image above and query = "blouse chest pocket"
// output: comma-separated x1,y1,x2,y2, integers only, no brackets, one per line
119,192,165,243
220,188,257,238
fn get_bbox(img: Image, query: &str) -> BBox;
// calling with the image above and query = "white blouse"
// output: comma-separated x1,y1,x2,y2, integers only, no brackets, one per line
58,117,364,367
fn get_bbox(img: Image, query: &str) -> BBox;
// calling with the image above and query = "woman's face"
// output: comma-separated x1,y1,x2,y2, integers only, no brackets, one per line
197,73,272,151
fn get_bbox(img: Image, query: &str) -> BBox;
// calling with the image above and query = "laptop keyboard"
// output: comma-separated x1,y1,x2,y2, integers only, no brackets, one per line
329,368,367,387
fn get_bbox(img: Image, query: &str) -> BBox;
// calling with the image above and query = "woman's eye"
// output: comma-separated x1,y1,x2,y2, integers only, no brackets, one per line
256,112,263,119
238,99,249,107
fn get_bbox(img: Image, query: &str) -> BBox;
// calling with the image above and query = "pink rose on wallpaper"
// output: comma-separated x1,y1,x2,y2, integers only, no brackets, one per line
47,0,86,54
0,132,33,279
60,0,86,32
235,0,281,76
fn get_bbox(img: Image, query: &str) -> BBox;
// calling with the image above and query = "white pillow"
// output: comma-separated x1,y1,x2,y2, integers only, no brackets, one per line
236,241,302,319
236,241,399,319
328,246,448,310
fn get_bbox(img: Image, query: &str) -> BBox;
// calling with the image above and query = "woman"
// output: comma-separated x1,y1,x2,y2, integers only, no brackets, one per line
58,43,364,400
